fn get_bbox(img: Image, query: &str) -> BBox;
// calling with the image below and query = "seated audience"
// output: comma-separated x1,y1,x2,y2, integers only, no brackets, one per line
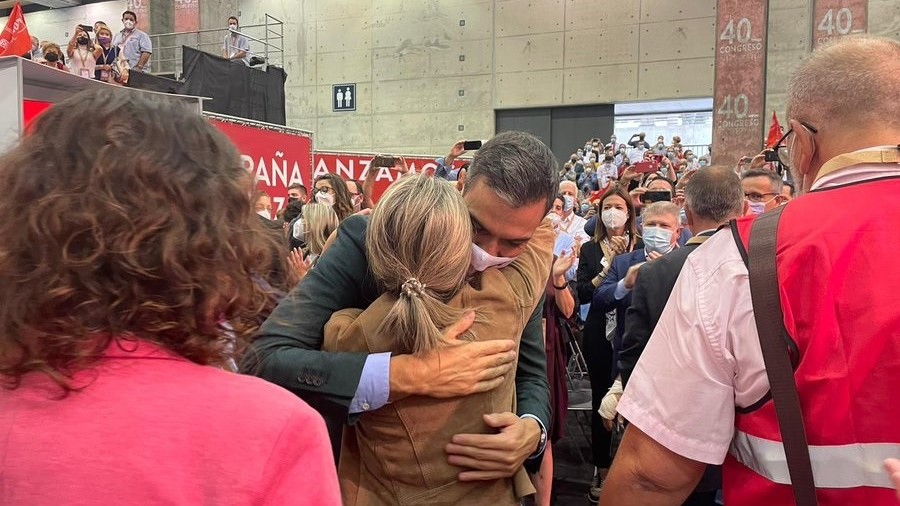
0,88,339,505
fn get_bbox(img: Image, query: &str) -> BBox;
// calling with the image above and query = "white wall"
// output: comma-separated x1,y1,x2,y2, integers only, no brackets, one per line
1,1,127,49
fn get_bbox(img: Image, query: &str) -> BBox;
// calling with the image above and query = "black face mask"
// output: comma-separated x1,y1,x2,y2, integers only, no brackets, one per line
44,52,59,62
77,36,90,45
288,196,300,203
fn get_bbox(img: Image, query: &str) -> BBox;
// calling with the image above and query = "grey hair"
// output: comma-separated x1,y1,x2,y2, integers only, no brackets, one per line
684,166,744,224
464,131,559,211
642,201,681,227
742,168,784,194
787,35,900,128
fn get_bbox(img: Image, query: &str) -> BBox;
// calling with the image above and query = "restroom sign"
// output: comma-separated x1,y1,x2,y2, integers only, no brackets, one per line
332,83,356,112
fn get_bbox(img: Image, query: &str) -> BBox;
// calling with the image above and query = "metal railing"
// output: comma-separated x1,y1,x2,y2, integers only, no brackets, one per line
147,14,283,78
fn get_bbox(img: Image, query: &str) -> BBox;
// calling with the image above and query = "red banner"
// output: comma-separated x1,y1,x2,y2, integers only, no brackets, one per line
312,153,468,202
0,3,31,58
711,0,768,167
173,0,200,33
812,0,867,49
210,119,313,219
23,99,52,126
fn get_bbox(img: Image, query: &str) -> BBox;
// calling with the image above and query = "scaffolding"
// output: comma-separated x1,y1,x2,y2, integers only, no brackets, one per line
148,14,284,78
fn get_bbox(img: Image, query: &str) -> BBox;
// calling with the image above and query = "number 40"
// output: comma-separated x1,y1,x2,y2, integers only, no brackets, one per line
818,8,853,35
720,17,752,44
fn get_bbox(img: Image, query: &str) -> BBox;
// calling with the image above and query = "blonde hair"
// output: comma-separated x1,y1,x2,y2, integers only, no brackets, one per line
367,175,473,355
301,203,339,257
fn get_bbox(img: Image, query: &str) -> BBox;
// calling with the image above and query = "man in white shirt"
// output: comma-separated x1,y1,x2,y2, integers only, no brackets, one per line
223,16,251,65
601,35,900,506
557,181,591,245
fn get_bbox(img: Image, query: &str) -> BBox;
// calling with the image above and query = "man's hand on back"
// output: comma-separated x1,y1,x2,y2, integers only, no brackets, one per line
388,311,517,401
446,413,542,480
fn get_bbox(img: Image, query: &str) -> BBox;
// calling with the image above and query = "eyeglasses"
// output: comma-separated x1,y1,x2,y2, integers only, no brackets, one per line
744,192,778,203
772,121,818,168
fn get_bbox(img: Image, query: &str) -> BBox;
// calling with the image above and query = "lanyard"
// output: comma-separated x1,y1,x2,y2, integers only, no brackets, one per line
815,146,900,183
75,47,91,68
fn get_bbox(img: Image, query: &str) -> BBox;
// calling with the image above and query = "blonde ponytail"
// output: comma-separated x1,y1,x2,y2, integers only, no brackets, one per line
367,175,473,355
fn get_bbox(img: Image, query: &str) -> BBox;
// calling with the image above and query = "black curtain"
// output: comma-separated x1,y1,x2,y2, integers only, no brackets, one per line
179,46,287,125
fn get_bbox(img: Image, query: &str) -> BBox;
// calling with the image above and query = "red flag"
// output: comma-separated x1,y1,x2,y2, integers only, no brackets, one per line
0,3,31,58
765,111,784,149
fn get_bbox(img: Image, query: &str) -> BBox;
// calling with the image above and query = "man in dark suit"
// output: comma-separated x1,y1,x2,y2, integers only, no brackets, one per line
593,201,683,378
242,131,557,479
616,166,746,506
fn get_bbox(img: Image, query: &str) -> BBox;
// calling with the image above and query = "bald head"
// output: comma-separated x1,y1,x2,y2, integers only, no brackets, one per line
787,36,900,130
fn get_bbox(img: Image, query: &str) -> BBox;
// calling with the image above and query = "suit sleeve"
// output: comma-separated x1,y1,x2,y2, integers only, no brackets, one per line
240,216,372,419
515,294,551,431
619,263,655,387
576,243,598,305
593,256,624,312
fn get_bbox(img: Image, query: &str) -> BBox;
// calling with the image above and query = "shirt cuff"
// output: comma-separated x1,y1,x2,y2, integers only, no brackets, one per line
520,414,548,459
348,352,391,414
614,278,631,300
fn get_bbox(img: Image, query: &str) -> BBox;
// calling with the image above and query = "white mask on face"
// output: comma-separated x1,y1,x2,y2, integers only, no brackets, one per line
292,218,305,240
562,195,575,212
601,208,628,229
229,23,238,31
123,19,135,30
351,194,363,211
471,243,516,272
256,209,271,220
315,191,335,206
642,226,675,255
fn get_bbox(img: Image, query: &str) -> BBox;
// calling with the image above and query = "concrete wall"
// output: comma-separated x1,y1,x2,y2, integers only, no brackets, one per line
765,0,900,126
237,0,718,153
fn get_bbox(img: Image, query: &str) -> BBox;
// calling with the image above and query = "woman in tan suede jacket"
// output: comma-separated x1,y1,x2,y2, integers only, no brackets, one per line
322,174,553,505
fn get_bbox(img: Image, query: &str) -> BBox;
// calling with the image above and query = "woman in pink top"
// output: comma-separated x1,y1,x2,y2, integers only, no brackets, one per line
0,88,340,506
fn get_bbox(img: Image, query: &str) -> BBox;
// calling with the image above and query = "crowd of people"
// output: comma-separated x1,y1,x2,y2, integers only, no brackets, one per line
1,35,899,506
23,9,255,84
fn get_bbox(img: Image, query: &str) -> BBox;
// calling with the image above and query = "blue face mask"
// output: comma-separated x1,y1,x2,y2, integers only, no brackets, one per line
747,201,767,215
643,227,675,255
563,195,575,212
580,203,590,214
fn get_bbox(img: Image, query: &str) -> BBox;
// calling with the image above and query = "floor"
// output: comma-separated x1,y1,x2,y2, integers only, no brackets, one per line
526,379,598,506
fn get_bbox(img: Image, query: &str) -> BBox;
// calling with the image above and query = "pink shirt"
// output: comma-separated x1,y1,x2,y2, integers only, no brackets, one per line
617,163,900,465
0,339,340,505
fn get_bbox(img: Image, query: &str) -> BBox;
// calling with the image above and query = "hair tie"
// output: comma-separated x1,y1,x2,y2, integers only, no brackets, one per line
401,278,426,299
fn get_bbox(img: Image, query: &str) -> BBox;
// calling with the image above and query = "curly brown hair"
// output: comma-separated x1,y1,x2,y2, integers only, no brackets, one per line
0,88,284,391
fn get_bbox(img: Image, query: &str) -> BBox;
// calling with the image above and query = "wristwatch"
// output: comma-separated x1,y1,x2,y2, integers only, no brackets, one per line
520,414,548,458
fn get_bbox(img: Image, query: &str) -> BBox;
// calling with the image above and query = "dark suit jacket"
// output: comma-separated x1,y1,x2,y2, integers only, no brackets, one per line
241,215,551,456
618,231,716,387
592,249,647,378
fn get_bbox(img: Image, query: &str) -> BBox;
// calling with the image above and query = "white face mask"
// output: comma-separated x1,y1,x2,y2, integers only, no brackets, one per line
315,191,335,207
470,243,516,272
123,20,135,30
747,200,769,215
562,195,575,213
229,24,238,31
642,226,675,255
601,208,628,229
351,194,363,211
256,209,271,220
292,218,305,240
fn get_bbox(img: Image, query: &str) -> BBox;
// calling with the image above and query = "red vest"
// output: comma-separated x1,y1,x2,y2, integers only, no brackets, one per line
726,177,900,506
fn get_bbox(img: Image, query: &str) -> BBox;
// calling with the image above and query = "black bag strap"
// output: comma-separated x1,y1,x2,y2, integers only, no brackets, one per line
747,206,818,506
